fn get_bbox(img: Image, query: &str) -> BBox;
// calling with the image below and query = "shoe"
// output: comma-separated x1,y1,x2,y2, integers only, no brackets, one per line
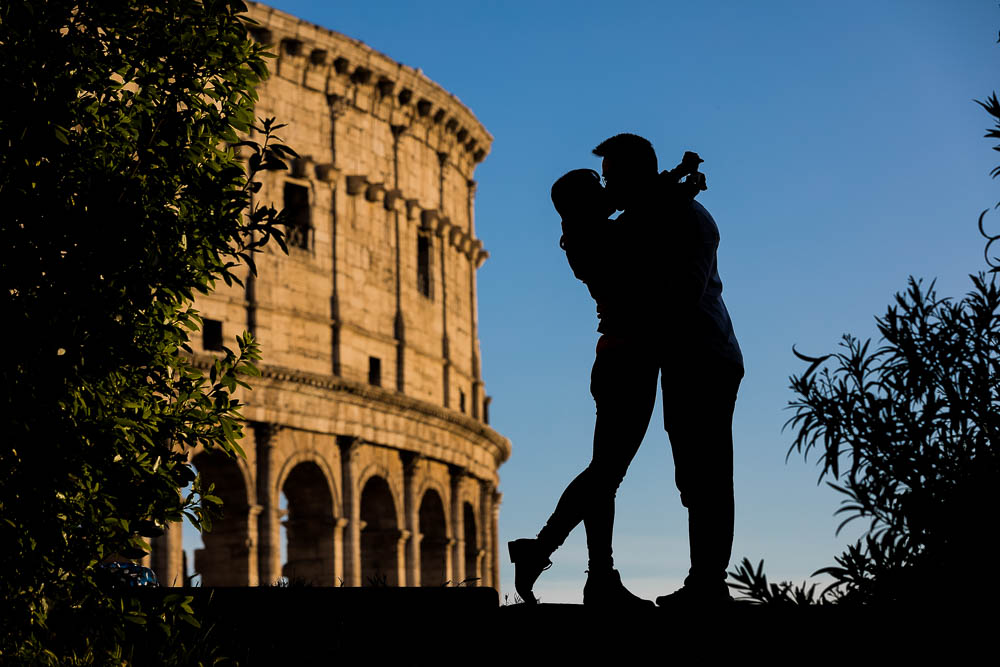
582,568,655,610
507,538,551,604
655,582,732,609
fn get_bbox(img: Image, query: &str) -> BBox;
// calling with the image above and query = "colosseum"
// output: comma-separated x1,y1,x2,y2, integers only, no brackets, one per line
149,1,511,591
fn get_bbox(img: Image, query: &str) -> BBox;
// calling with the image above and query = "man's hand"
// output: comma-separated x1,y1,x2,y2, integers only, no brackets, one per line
679,151,704,174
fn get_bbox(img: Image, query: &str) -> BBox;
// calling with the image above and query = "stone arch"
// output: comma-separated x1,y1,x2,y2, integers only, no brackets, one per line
359,475,401,585
191,450,256,586
274,450,341,517
463,501,479,585
415,476,451,529
418,488,448,586
279,459,338,585
356,462,404,529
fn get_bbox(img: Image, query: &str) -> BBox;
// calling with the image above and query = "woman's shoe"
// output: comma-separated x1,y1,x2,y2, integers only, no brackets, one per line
582,568,655,610
507,538,552,604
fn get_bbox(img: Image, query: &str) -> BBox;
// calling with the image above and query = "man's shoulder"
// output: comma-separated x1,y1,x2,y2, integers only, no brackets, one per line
689,201,720,244
690,200,713,220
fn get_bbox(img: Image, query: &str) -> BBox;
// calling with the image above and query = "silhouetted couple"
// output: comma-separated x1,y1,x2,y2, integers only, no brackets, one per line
509,134,744,609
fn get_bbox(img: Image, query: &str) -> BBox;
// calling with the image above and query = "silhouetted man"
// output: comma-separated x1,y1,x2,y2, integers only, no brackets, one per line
509,134,743,608
599,133,743,606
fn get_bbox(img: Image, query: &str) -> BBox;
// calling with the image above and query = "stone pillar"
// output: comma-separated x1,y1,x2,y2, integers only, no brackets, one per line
328,94,345,377
491,488,502,591
247,504,262,587
333,517,348,585
479,480,499,590
467,178,484,422
396,529,411,587
476,549,486,586
254,422,282,586
338,435,362,586
450,466,466,585
391,124,407,394
445,537,456,585
151,519,184,587
402,453,422,587
196,503,260,586
437,151,450,410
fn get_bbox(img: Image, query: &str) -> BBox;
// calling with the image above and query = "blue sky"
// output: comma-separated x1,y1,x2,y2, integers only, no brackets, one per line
192,0,999,601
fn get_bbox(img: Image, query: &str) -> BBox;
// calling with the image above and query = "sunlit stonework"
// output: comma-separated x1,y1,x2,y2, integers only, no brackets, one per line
150,1,510,589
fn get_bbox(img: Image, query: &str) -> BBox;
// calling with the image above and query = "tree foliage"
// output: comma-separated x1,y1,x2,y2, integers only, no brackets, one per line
0,0,294,661
978,86,1000,272
731,278,1000,605
730,73,1000,607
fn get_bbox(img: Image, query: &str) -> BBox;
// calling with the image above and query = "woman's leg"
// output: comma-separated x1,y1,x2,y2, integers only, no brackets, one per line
535,342,659,569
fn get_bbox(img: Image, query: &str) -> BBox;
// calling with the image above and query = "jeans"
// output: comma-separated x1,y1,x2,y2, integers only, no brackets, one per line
536,337,743,585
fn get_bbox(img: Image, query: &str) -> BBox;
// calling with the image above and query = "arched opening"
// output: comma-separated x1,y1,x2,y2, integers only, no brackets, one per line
281,461,337,585
359,476,399,586
463,502,479,585
191,451,252,586
418,489,448,586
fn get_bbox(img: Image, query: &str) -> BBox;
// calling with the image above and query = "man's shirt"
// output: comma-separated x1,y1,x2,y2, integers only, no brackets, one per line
679,201,744,371
579,197,743,371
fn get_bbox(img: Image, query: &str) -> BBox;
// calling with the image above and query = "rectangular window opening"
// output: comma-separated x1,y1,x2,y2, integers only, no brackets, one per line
368,356,382,387
283,182,311,250
459,389,466,414
417,234,432,298
202,318,223,351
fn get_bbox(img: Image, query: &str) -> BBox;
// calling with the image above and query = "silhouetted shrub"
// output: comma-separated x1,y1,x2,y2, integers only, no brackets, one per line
732,48,1000,607
733,275,1000,604
0,0,294,661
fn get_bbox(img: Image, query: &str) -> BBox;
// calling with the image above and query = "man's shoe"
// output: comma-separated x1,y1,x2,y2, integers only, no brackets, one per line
582,568,655,610
655,582,733,609
507,538,551,604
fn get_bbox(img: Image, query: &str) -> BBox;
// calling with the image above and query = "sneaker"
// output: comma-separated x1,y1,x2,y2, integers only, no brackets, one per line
655,582,732,609
507,538,552,604
583,568,655,610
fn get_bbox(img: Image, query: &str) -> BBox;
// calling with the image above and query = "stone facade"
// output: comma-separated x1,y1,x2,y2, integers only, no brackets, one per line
150,1,510,590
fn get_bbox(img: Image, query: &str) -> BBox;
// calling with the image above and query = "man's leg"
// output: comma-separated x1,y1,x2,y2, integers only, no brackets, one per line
535,341,659,569
661,361,742,596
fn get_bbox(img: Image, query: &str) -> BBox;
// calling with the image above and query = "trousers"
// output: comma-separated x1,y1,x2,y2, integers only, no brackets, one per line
536,336,743,584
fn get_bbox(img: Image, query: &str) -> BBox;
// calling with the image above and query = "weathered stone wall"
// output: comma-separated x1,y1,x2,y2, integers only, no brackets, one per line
151,1,509,591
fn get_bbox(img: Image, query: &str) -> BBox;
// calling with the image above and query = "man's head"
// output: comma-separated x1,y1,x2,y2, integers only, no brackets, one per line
592,133,658,211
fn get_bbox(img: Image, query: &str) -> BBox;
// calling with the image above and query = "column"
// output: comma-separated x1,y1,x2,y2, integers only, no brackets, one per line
437,151,450,409
402,452,422,587
151,519,183,587
333,517,348,585
254,422,282,586
247,504,261,587
396,529,411,587
338,435,362,586
479,480,494,590
491,488,502,591
450,465,466,584
467,178,484,421
392,124,407,393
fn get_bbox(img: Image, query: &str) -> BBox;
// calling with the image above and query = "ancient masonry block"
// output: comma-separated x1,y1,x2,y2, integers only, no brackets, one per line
151,1,510,592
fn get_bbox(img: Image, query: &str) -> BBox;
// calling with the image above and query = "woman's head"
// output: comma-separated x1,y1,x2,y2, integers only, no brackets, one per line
551,169,613,221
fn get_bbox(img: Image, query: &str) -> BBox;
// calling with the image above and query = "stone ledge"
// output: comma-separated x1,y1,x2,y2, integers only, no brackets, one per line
134,587,499,662
189,353,512,467
127,589,990,662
